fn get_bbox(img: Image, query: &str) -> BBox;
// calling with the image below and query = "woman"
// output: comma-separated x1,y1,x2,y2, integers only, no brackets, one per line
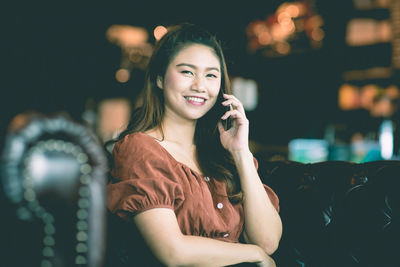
107,23,282,267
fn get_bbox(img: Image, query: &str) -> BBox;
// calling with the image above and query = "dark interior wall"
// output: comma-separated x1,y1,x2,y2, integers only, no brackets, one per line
2,0,357,147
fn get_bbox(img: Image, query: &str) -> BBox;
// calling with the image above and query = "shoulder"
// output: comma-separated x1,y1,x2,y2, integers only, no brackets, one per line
112,132,172,172
111,132,178,178
115,132,157,149
114,132,165,158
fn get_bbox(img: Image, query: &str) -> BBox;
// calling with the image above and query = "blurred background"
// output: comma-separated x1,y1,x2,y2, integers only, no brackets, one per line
2,0,400,163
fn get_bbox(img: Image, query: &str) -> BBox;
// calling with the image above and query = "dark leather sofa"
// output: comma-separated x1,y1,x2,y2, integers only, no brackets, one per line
258,159,400,267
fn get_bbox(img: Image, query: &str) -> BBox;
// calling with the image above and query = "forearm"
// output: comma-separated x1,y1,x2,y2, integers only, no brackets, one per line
134,208,273,267
232,150,282,254
171,235,272,267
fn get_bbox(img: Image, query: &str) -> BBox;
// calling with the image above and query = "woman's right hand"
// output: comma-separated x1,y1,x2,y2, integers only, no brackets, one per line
254,246,276,267
255,258,276,267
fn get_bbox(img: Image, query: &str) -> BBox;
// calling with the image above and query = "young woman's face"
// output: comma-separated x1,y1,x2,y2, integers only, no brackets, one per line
159,44,222,123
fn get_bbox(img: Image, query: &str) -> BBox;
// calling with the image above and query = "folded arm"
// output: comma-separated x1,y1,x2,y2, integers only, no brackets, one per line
133,208,275,267
233,150,283,255
218,93,283,255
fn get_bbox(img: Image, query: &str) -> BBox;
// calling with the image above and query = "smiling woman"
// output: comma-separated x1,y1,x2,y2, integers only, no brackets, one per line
158,44,221,123
105,23,281,267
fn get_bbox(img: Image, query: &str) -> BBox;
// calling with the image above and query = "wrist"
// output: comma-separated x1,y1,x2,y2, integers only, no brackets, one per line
253,245,268,263
230,149,253,165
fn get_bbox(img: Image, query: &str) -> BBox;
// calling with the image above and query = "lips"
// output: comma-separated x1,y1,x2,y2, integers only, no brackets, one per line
184,96,206,105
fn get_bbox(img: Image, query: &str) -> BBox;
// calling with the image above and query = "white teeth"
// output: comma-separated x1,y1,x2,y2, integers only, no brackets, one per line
185,96,205,103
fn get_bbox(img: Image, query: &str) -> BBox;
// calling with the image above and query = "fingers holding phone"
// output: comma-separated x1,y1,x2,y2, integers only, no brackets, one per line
221,94,246,115
220,94,248,131
218,94,250,152
223,104,233,131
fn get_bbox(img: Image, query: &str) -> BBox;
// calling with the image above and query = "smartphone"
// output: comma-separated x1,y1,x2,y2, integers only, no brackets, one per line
223,104,233,131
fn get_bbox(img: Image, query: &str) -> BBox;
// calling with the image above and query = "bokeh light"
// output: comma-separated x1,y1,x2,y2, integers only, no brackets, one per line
115,69,130,83
153,25,168,41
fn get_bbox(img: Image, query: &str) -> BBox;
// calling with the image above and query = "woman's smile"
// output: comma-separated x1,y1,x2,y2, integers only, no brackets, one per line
184,96,207,106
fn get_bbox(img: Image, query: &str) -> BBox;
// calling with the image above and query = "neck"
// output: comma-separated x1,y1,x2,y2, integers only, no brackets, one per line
160,114,197,148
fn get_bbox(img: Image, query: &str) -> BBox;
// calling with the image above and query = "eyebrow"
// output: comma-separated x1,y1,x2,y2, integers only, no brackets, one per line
176,63,220,72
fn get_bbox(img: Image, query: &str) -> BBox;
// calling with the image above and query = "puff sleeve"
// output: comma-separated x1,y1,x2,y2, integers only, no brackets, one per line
107,134,185,221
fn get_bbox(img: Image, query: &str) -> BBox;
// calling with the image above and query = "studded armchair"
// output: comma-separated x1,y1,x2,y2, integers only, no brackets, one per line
259,160,400,267
1,114,108,267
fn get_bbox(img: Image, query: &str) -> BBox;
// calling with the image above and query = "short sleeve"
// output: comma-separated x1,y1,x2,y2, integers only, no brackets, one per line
107,134,185,221
253,157,280,212
263,184,280,212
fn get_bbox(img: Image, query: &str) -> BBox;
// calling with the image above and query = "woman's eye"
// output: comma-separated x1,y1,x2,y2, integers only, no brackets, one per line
181,70,193,75
206,73,218,78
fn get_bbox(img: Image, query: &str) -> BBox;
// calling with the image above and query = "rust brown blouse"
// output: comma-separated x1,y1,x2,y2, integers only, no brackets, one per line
107,132,279,243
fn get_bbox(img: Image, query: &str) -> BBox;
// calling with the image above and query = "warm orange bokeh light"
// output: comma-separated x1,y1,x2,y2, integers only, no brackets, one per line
277,12,292,25
115,69,130,83
275,42,291,54
97,98,131,142
106,25,148,47
386,85,400,99
258,31,272,45
286,4,300,18
246,1,324,56
360,84,379,109
346,19,392,46
339,84,359,110
311,28,325,41
154,25,168,40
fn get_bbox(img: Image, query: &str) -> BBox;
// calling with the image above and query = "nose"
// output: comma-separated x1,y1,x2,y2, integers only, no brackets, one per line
191,75,206,92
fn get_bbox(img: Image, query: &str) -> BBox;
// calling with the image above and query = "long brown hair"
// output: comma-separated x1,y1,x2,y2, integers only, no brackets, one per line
116,23,242,202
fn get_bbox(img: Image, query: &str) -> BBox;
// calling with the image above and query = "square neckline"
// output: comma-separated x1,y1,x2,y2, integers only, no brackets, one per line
137,132,205,178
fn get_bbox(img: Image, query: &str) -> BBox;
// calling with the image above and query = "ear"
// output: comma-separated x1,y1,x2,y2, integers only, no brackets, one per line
156,76,163,89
